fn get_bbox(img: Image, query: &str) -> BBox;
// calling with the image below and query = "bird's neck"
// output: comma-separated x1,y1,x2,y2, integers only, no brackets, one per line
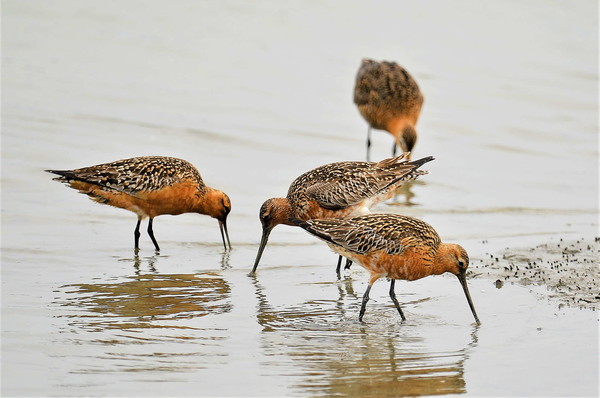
269,197,295,227
194,188,223,219
431,244,460,275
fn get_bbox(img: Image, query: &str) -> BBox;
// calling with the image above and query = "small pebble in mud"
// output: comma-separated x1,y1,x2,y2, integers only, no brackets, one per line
495,280,504,289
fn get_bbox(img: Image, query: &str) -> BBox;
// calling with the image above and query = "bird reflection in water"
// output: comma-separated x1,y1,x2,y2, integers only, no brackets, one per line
58,256,232,332
317,323,481,397
122,253,158,275
250,274,355,332
250,274,479,397
219,250,231,269
387,180,425,207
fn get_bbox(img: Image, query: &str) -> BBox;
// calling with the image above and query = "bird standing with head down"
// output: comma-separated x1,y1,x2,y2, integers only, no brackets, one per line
46,156,232,252
354,58,424,161
293,213,480,324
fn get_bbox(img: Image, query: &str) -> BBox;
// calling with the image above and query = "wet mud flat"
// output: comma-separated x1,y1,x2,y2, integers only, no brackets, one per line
472,236,599,310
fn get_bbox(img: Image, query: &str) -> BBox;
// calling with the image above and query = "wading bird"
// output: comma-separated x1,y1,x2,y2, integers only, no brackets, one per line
293,214,480,324
354,58,424,161
249,154,433,276
46,156,231,252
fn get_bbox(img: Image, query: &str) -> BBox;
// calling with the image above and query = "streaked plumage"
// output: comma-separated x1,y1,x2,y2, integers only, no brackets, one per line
46,156,231,252
249,153,434,275
354,58,424,161
293,214,480,324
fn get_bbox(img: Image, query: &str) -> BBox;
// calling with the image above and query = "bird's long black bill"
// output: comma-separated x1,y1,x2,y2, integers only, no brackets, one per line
457,271,481,325
248,228,271,276
219,220,232,251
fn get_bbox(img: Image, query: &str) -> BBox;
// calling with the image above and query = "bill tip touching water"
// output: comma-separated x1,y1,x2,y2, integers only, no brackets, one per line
46,156,232,252
292,214,480,325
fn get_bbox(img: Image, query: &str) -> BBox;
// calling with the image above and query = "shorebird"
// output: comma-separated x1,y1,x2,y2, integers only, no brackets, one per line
292,214,480,324
354,58,424,161
248,153,434,276
46,156,232,252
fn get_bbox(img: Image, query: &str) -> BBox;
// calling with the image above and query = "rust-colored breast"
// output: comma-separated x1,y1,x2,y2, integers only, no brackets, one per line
68,179,202,218
298,199,363,220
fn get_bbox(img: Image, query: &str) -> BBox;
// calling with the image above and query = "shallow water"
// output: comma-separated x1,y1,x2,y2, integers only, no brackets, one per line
2,0,598,396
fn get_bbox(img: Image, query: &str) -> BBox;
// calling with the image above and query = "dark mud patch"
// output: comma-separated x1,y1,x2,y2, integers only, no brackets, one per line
472,237,599,310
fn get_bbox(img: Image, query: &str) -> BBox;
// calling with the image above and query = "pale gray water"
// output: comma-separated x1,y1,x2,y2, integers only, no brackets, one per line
2,1,598,396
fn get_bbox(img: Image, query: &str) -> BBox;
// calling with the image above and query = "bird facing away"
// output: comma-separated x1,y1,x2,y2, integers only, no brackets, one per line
293,214,480,324
249,153,434,276
46,156,232,252
354,58,424,161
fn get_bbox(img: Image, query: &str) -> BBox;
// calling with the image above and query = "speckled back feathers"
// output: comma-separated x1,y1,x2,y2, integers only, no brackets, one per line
287,154,433,211
294,214,442,256
353,58,423,115
47,156,206,196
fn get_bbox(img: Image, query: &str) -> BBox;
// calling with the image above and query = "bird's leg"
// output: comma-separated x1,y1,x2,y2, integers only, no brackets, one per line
389,279,406,321
147,218,160,252
392,140,397,157
359,284,373,322
134,218,142,251
344,258,353,270
336,257,353,277
366,127,372,162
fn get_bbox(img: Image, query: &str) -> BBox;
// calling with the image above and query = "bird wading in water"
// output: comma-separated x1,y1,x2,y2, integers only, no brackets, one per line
46,156,232,252
354,58,424,161
293,214,480,324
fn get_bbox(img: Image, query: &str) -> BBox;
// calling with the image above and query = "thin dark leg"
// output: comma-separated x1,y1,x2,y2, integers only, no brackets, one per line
366,127,372,162
134,218,141,250
389,280,406,321
392,140,397,157
336,255,343,277
344,259,353,270
147,218,160,252
359,284,373,322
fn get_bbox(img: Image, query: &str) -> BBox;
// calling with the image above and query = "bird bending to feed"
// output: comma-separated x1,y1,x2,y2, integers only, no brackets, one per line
46,156,232,252
354,58,424,161
249,153,434,276
292,214,480,324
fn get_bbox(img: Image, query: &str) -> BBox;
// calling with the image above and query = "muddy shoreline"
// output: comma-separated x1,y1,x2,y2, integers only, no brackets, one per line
472,236,599,310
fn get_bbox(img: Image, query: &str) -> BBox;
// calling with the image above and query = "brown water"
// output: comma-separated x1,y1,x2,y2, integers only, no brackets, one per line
2,1,598,396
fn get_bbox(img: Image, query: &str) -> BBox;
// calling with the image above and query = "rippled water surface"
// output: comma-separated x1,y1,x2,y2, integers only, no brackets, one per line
2,1,598,396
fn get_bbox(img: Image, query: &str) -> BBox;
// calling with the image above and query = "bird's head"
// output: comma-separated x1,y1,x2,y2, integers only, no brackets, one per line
439,243,480,325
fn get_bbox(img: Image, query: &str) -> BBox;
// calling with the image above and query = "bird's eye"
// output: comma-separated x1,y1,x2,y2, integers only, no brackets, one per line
458,260,465,268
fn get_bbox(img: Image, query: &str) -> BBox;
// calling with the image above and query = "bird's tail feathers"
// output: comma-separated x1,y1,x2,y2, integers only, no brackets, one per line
45,169,76,182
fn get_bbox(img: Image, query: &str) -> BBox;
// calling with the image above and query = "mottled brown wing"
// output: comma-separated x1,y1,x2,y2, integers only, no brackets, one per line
48,156,205,196
290,161,372,210
295,156,431,210
303,178,383,210
299,214,440,255
353,59,423,114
